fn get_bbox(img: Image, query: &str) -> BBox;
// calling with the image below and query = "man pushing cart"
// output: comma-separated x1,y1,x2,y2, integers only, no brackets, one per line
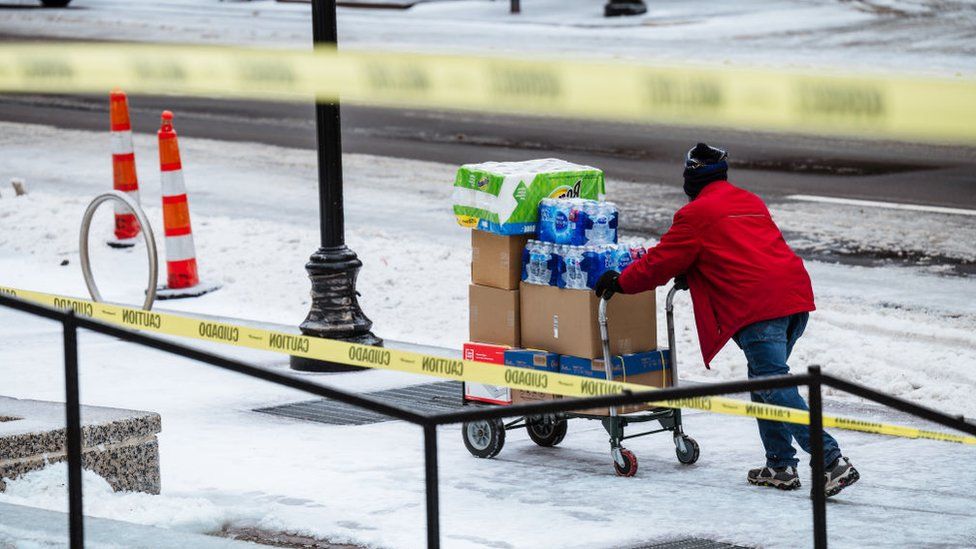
595,143,860,498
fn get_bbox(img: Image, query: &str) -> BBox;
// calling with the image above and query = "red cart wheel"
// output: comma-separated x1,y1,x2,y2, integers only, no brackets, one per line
613,448,638,477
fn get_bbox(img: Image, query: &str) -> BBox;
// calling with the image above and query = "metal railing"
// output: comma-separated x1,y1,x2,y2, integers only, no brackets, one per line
1,293,973,549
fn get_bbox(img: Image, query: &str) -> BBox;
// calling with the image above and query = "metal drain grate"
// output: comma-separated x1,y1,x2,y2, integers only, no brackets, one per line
629,539,751,549
254,381,464,425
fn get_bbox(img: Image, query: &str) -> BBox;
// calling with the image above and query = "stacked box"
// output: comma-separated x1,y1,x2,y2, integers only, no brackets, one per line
466,224,530,404
469,284,520,347
519,282,656,359
504,349,560,405
472,230,527,290
463,342,512,405
561,350,672,415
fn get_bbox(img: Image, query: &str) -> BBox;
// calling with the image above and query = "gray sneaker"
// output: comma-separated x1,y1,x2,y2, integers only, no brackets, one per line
822,457,860,498
748,465,801,490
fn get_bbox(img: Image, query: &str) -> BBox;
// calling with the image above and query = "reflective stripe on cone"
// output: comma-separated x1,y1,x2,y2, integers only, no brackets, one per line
164,234,197,262
110,89,141,241
158,110,203,290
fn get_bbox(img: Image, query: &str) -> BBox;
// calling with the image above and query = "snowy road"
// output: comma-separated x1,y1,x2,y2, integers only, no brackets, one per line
1,92,974,214
1,0,974,74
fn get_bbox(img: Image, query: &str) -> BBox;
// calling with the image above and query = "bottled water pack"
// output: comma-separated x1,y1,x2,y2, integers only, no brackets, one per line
537,198,618,246
521,239,563,286
582,201,618,246
522,239,647,290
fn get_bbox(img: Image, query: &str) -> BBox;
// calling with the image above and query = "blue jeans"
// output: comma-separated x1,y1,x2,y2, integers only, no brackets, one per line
734,313,842,469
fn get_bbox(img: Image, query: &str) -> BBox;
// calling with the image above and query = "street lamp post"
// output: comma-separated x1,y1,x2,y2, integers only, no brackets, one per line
291,0,382,372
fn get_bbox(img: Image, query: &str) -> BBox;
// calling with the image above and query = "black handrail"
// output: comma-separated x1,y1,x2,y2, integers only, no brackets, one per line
1,293,973,549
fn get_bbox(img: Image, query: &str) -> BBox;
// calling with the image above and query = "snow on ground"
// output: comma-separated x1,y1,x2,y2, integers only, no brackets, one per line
1,119,974,417
0,325,974,549
0,120,974,547
1,0,974,77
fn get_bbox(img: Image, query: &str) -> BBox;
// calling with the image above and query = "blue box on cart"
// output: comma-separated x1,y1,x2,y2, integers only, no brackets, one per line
560,349,670,379
504,349,560,404
560,350,672,415
504,349,560,372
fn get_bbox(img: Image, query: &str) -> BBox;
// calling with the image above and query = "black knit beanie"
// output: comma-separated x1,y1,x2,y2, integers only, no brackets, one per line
683,142,728,199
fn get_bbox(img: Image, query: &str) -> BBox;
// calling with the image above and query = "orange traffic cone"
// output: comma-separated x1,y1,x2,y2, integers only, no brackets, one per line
155,111,219,299
107,89,142,248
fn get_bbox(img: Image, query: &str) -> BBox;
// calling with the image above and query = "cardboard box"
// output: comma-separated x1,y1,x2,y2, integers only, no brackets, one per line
503,349,560,372
563,350,672,415
505,349,561,405
463,342,508,364
469,284,520,347
519,282,655,359
471,230,528,290
462,342,512,405
560,350,671,378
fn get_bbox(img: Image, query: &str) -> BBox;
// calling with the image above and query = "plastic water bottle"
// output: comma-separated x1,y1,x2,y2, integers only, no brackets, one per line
582,245,610,288
561,245,588,290
610,244,633,272
526,240,555,285
583,201,618,245
551,244,567,287
539,198,587,245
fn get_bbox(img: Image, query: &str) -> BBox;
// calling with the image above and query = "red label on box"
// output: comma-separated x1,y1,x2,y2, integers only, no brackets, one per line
462,342,509,364
462,342,512,404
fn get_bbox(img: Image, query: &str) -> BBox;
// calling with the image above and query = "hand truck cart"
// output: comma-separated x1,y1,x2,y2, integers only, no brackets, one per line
461,286,700,476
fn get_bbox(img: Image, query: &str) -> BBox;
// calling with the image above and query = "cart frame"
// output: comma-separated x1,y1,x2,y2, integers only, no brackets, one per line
461,285,700,476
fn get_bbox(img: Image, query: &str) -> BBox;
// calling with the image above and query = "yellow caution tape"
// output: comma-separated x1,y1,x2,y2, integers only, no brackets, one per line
1,285,973,445
0,43,975,144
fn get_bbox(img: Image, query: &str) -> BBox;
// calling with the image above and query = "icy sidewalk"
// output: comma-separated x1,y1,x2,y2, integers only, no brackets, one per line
0,310,973,548
0,120,974,417
0,118,974,545
0,500,259,549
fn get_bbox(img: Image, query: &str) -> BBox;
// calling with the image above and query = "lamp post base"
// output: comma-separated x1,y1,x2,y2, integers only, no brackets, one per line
291,245,382,373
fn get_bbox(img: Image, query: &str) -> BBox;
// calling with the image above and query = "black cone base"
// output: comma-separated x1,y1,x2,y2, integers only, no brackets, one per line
291,245,383,373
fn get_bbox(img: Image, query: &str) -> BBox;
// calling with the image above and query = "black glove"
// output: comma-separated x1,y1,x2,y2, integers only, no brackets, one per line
673,274,689,291
594,270,622,300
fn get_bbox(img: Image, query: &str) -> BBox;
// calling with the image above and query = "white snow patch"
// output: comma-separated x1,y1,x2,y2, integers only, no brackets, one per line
1,120,975,548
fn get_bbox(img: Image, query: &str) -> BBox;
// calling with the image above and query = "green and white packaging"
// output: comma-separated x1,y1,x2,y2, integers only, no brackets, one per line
453,158,606,235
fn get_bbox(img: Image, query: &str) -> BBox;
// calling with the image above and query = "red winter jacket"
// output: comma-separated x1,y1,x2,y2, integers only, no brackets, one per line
618,181,815,366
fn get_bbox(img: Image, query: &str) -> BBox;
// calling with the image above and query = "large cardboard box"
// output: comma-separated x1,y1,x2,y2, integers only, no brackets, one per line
462,342,512,405
505,350,561,405
562,350,672,415
469,284,520,347
519,283,655,359
471,230,528,290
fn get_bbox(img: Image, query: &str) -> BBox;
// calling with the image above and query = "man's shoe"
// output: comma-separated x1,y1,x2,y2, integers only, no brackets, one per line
747,465,801,490
604,1,647,17
821,457,860,498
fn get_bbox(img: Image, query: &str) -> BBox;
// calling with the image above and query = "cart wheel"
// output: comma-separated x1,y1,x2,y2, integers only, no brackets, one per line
613,448,638,477
675,436,700,465
526,415,568,447
462,419,505,458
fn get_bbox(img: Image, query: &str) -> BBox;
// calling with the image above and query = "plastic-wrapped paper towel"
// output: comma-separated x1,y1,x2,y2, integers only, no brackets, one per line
452,158,605,235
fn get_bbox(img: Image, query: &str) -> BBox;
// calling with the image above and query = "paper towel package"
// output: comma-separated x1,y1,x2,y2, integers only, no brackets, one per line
453,158,605,235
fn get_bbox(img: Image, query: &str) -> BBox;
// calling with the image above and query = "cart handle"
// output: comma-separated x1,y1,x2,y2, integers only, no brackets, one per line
665,284,687,313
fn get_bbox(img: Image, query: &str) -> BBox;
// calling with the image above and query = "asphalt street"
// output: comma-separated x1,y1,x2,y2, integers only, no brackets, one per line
1,92,974,210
